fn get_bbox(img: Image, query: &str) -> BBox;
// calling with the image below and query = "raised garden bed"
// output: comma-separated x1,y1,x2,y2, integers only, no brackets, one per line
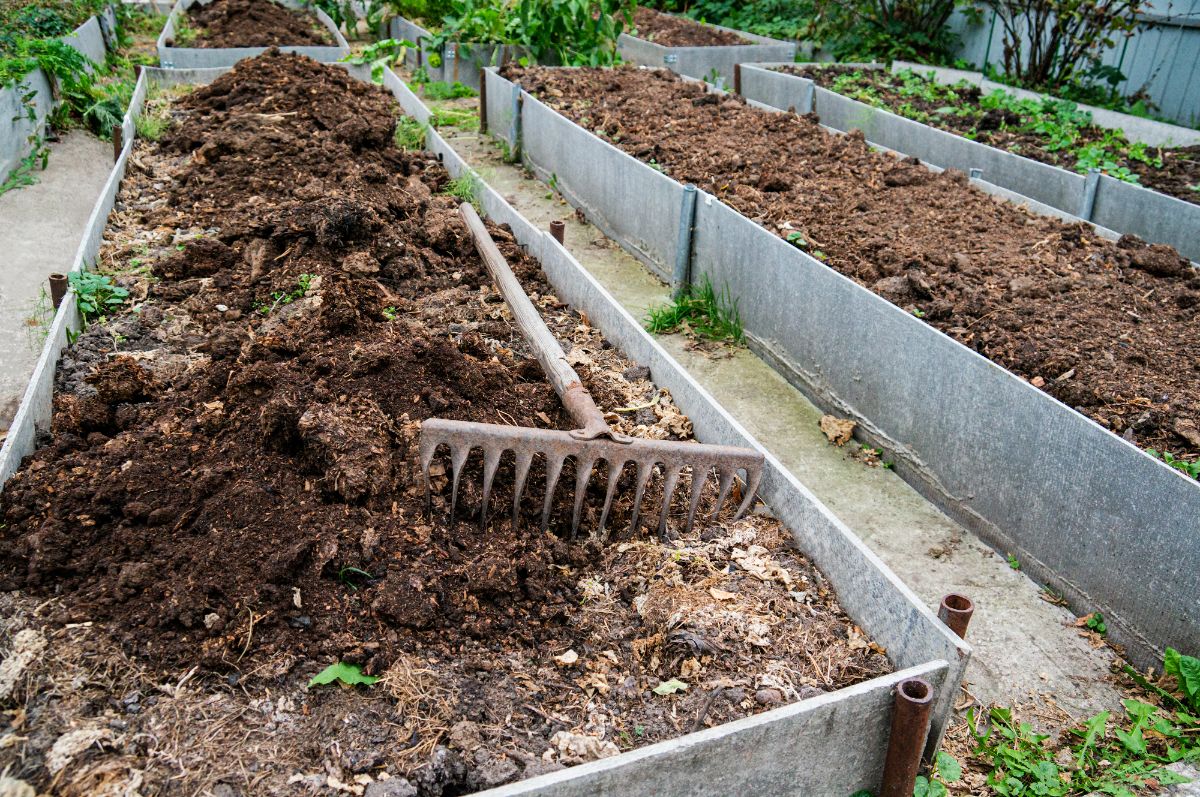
388,15,526,92
735,62,1200,263
485,64,1200,668
785,64,1200,205
156,0,348,68
0,53,967,796
616,10,794,87
0,4,118,185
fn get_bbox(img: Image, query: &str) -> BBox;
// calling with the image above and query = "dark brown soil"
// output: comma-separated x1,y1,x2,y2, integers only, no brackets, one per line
186,0,334,48
631,7,748,47
506,65,1200,463
0,53,888,795
785,65,1200,207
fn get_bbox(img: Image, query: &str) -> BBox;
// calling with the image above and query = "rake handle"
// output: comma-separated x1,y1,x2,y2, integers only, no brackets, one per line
458,203,617,442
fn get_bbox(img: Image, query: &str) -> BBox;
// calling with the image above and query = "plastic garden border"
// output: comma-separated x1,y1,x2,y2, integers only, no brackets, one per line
155,0,349,69
0,5,119,185
0,60,970,796
617,15,794,87
737,62,1200,263
484,65,1200,670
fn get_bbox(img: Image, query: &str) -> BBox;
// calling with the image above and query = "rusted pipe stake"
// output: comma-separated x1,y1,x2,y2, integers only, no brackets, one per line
112,124,123,162
549,220,565,244
48,273,68,309
880,678,935,797
479,67,488,134
733,62,742,95
938,593,975,639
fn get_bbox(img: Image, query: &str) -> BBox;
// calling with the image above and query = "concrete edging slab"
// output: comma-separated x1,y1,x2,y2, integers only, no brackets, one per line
0,60,970,795
156,0,349,68
617,18,794,86
737,63,1200,262
483,66,1200,669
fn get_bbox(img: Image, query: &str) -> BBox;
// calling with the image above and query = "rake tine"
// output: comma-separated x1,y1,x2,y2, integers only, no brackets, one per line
711,466,737,519
511,449,534,529
596,459,626,541
479,444,503,530
629,459,654,536
421,444,437,519
448,443,470,521
656,464,683,542
732,466,764,520
684,466,710,535
570,456,597,541
540,454,566,532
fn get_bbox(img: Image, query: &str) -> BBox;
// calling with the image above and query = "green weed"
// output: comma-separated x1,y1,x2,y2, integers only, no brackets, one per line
0,139,47,195
422,80,476,100
341,37,416,83
441,171,482,210
430,106,479,131
1146,449,1200,480
394,115,427,151
68,270,128,324
1006,553,1020,570
645,276,744,344
255,273,314,315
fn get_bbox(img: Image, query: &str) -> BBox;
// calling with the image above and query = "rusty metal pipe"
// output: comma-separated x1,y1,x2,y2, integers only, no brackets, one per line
938,593,975,639
733,63,742,95
549,220,565,244
48,273,68,309
112,124,123,162
880,678,935,797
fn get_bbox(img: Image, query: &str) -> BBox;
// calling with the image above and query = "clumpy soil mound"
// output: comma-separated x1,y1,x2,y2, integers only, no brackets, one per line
631,7,748,47
186,0,334,47
784,65,1200,207
0,52,889,795
506,65,1200,463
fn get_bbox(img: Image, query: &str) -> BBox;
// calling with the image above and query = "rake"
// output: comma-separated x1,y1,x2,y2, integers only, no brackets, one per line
419,203,764,541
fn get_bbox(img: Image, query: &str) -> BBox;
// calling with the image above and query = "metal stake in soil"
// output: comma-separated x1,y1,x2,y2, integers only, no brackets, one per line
880,678,936,797
48,273,67,309
478,67,488,133
420,204,765,540
672,184,699,300
549,220,565,244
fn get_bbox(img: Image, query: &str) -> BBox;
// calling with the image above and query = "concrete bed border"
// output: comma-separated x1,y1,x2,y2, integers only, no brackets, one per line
156,0,349,68
617,16,795,86
0,59,968,796
0,6,118,185
737,62,1200,263
484,66,1200,669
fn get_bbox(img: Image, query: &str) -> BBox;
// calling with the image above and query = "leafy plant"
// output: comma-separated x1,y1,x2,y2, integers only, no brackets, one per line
0,139,48,195
1146,449,1200,480
342,37,416,82
430,106,478,130
256,273,315,315
913,750,961,797
970,698,1199,797
1083,612,1107,635
68,270,128,323
1164,647,1200,711
813,0,961,63
308,661,380,688
645,276,744,344
338,566,374,591
428,0,633,68
1006,553,1020,570
421,79,476,100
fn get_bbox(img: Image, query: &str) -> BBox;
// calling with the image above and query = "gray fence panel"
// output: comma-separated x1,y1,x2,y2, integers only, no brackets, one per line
1090,172,1200,259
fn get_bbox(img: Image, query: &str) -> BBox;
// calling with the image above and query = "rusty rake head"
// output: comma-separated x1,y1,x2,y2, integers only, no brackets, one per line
420,418,764,541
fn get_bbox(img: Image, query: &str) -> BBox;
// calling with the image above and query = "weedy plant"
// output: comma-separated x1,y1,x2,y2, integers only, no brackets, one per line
255,273,315,315
342,37,416,82
441,170,483,210
430,106,478,131
1146,449,1200,480
68,270,129,324
645,276,744,344
394,115,427,150
421,79,476,100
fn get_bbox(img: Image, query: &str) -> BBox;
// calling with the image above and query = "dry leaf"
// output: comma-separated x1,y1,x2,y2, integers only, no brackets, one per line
708,587,737,601
819,415,856,446
553,649,579,667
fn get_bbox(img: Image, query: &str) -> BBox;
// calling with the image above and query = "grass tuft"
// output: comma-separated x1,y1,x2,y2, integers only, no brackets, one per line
394,116,426,151
645,276,744,344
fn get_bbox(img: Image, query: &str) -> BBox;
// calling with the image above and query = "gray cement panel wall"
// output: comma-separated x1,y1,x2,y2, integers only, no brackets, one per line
738,64,1200,263
617,26,794,87
386,17,527,91
0,62,968,794
0,12,114,185
483,69,1200,669
157,0,349,68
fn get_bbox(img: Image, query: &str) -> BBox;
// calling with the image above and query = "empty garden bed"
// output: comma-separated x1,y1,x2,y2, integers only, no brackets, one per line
0,52,898,795
504,65,1200,469
157,0,347,67
631,8,749,47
